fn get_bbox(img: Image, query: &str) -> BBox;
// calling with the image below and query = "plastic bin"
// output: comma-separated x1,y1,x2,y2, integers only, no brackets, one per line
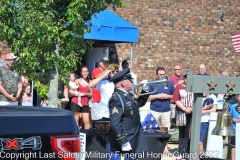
140,132,171,160
82,130,171,160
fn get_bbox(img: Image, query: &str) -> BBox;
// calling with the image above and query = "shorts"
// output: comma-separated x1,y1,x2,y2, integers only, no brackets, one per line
200,122,209,142
150,110,171,128
70,102,90,113
229,136,235,146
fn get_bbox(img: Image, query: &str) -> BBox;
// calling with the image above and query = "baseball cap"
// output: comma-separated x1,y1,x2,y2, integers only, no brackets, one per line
109,64,119,71
99,57,109,62
10,53,18,59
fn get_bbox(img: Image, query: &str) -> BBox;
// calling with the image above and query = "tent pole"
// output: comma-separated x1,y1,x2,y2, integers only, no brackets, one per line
31,81,34,106
130,43,133,64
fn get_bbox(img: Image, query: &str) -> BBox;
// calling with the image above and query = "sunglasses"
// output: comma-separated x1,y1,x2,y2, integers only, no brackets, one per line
111,70,118,74
174,69,181,71
5,59,16,62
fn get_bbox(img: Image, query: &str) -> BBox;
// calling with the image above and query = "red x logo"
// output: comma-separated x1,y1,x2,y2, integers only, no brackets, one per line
4,139,20,149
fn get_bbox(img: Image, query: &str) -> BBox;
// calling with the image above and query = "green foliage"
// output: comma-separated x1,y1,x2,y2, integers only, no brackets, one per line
34,80,49,99
0,0,123,98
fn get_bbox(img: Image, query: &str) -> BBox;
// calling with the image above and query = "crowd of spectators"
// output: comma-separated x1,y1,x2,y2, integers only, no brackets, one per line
0,51,239,159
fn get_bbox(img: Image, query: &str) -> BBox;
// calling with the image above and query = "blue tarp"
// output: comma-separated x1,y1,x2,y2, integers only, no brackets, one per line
84,10,138,43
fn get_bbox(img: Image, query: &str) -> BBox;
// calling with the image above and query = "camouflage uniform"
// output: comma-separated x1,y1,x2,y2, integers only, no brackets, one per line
0,66,21,102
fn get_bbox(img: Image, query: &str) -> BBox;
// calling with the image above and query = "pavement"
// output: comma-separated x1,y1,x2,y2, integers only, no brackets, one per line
162,143,178,160
161,143,231,160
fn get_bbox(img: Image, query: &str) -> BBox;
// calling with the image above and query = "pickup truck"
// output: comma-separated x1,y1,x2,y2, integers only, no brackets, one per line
0,106,81,160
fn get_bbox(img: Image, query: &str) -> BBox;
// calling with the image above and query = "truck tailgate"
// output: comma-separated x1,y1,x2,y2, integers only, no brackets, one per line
0,106,79,160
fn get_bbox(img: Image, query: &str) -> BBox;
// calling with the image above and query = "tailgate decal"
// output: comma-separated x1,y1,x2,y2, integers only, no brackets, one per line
0,136,42,150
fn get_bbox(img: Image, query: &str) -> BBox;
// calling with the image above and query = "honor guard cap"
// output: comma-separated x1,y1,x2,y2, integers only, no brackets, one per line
111,68,133,84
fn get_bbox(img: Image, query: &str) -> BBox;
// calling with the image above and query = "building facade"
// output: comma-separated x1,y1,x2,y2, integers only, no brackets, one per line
111,0,240,81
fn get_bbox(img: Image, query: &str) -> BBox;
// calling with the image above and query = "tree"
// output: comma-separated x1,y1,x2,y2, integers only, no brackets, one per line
0,0,123,107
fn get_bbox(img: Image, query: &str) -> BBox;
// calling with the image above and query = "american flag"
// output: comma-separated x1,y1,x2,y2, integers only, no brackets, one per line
141,112,160,130
232,33,240,53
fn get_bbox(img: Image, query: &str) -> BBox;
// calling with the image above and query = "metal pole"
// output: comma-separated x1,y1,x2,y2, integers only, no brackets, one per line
236,123,240,160
31,81,34,106
130,43,133,64
189,93,202,160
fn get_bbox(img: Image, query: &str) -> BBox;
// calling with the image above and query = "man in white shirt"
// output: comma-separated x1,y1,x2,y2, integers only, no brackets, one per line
89,64,118,119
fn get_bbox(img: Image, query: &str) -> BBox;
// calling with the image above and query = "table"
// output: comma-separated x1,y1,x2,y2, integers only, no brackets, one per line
80,130,171,160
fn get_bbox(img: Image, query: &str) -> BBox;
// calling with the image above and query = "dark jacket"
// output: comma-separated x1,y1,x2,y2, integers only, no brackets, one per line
108,88,149,153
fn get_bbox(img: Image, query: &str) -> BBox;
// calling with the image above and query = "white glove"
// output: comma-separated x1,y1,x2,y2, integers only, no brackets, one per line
141,80,149,92
121,142,132,151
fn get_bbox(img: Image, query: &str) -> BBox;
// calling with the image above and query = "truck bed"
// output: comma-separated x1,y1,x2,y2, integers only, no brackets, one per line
0,106,79,160
0,106,78,135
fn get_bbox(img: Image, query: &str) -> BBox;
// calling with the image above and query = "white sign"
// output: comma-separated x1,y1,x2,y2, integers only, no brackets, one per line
80,132,86,160
236,123,240,160
90,102,100,120
0,60,5,67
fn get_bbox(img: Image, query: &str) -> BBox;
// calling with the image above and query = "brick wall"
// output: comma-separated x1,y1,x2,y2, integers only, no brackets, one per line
112,0,240,81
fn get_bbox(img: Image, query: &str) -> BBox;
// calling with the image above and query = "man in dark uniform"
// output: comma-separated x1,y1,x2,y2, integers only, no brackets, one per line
108,68,149,159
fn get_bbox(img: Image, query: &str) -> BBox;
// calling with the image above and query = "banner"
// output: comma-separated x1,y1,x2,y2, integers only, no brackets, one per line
80,132,86,160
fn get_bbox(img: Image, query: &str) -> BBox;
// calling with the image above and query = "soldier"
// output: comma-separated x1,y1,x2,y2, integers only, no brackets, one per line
108,68,150,159
0,53,22,105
